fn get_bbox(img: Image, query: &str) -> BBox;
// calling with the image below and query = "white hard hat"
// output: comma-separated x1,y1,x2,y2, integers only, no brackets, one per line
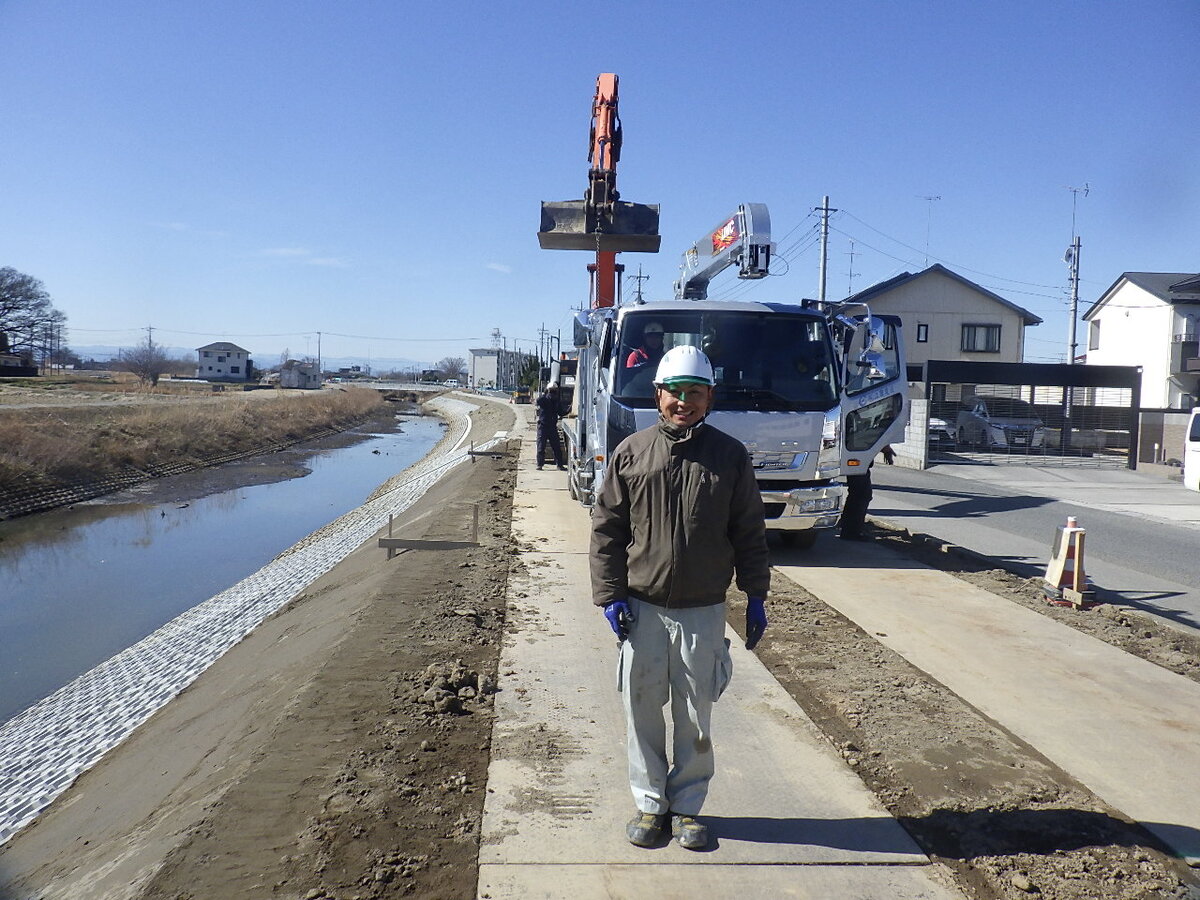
654,345,715,387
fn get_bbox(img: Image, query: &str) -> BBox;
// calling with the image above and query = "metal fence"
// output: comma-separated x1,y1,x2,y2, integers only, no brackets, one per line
903,360,1142,469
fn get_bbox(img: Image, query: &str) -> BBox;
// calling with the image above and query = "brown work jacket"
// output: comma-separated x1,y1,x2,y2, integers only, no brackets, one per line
590,420,770,609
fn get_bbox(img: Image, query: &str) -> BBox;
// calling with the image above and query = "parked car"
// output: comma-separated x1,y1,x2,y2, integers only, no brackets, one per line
956,396,1045,450
927,415,956,446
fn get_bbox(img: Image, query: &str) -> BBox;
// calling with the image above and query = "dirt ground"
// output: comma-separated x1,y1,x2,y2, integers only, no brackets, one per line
3,399,1199,899
737,523,1200,900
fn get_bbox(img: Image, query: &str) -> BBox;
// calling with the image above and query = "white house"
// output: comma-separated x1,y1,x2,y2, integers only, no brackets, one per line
845,264,1042,369
278,359,321,389
1082,272,1200,411
196,342,251,382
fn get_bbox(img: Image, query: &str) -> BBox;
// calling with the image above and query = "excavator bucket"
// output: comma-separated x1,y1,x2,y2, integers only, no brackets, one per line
538,200,661,252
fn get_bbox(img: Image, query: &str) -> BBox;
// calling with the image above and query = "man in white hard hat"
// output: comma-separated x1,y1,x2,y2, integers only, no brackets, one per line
590,345,770,851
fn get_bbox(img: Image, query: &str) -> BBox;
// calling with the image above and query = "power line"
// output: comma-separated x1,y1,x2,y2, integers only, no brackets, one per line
837,209,1066,290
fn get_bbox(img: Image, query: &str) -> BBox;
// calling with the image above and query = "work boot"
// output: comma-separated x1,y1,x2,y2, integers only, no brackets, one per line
557,464,567,470
626,811,668,847
671,813,708,850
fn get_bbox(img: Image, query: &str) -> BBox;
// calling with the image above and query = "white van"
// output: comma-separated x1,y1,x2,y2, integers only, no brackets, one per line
1185,408,1200,491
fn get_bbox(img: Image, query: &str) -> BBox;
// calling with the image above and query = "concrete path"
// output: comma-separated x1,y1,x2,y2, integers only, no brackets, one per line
772,537,1200,866
921,463,1200,528
478,414,961,899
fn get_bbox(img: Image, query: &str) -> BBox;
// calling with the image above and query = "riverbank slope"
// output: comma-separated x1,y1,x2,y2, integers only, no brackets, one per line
0,384,399,519
0,395,520,900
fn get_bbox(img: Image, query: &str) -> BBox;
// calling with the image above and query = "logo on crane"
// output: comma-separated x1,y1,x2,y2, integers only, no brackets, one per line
711,216,741,254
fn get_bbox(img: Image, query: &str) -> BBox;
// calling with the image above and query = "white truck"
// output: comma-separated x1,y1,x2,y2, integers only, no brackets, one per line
559,203,909,547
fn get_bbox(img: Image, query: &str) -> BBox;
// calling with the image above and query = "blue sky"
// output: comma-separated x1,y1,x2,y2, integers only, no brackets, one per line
1,0,1196,371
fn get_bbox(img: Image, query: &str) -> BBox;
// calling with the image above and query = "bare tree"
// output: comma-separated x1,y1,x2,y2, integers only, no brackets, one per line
0,267,64,356
120,338,171,386
437,356,466,380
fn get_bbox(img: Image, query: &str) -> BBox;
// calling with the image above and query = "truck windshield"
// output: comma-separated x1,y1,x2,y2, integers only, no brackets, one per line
614,310,839,412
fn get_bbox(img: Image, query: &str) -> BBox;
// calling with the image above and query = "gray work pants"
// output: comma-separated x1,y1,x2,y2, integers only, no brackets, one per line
617,598,732,816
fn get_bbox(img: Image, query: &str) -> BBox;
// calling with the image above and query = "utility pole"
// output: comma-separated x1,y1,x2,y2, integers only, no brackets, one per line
1065,183,1089,366
631,265,649,303
317,331,322,379
145,325,154,348
817,196,836,306
538,324,551,373
1065,236,1082,364
845,239,858,296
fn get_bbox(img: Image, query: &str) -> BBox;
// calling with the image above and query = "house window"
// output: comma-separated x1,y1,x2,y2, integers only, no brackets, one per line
230,366,240,374
217,355,226,362
1088,320,1100,351
916,323,929,343
202,351,210,358
207,366,213,371
961,323,1001,353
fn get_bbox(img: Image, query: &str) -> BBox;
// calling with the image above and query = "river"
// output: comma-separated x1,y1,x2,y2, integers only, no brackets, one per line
0,414,444,724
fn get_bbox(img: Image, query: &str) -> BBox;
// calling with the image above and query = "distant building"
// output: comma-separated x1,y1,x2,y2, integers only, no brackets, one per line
469,347,525,389
1083,272,1200,410
278,359,321,389
196,342,251,382
845,264,1042,370
0,330,37,376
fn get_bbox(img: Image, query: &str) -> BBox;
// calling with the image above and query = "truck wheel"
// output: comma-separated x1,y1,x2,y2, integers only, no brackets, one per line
779,531,818,550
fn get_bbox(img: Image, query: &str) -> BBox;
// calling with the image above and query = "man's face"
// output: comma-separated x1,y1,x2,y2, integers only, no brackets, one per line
656,382,713,428
644,330,663,348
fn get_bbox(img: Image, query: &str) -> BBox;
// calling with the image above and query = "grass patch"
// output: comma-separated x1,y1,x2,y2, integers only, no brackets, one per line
0,388,390,489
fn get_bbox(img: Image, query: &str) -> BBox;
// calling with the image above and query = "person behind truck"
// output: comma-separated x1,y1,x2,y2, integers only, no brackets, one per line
590,345,770,851
535,383,566,471
625,320,665,369
837,444,895,540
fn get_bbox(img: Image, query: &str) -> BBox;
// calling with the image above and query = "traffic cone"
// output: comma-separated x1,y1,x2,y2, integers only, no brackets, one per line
1043,515,1098,609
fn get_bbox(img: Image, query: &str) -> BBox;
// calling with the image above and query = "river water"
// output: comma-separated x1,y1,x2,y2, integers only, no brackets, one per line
0,414,444,724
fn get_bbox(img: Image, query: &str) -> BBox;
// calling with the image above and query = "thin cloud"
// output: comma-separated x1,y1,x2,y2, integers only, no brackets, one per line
486,262,512,274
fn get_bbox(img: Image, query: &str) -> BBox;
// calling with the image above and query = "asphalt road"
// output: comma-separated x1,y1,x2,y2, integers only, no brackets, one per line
867,461,1200,634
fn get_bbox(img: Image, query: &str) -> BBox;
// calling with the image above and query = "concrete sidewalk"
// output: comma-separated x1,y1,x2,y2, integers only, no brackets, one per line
772,537,1200,866
478,415,961,898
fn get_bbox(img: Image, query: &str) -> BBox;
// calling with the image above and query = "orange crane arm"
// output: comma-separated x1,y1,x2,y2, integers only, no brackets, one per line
538,73,660,308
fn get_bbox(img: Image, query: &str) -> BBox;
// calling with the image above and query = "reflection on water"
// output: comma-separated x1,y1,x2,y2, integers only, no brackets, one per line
0,416,443,723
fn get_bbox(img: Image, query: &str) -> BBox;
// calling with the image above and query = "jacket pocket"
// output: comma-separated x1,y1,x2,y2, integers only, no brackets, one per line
711,638,733,701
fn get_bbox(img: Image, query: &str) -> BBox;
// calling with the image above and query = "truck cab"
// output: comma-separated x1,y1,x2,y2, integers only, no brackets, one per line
563,300,907,546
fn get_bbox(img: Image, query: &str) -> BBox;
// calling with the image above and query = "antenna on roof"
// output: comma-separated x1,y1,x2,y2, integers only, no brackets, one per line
919,195,941,267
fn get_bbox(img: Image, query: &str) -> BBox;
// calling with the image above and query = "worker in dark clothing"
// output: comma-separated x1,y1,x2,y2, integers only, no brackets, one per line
837,444,894,540
535,383,566,470
591,346,770,852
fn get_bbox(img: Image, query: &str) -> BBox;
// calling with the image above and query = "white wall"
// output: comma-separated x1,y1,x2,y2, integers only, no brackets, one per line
1086,282,1171,408
196,349,248,381
469,350,501,388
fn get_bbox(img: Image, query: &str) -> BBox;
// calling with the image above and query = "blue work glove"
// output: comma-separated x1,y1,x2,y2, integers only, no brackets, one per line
604,599,635,642
745,596,768,650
